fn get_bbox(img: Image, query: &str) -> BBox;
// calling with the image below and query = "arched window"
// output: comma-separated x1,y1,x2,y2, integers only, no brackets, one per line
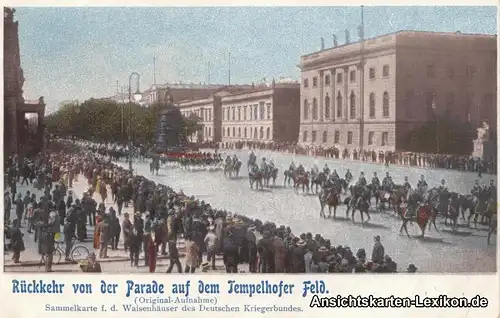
312,98,318,120
369,93,376,118
244,127,247,138
382,91,389,117
303,99,309,120
260,127,264,139
266,127,270,140
336,92,342,118
238,127,241,137
227,127,230,137
349,91,356,119
324,95,330,118
232,127,235,137
254,127,258,139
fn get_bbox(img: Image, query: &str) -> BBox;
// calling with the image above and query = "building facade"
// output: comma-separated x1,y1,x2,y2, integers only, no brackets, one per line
178,95,219,143
4,8,46,156
299,30,497,152
220,83,300,144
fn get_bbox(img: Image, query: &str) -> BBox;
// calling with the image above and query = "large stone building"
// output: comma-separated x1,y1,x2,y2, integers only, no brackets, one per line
177,86,252,142
4,7,46,156
298,30,497,152
141,83,252,107
221,82,300,144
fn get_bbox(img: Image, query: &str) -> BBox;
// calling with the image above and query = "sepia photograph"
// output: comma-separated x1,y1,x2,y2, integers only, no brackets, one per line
3,6,497,274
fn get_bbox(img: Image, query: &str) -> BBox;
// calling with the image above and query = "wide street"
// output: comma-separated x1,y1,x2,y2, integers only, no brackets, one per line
126,149,496,273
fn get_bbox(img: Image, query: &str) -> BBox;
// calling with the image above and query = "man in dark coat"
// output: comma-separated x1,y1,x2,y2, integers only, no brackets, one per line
223,235,239,273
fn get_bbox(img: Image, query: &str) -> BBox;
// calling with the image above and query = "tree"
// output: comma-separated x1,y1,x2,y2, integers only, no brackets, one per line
45,98,203,146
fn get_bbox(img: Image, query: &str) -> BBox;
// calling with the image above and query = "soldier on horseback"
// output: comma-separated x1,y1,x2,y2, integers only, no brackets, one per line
372,172,381,189
357,172,367,187
323,164,330,175
296,163,305,175
331,169,339,180
416,175,428,191
471,180,481,197
403,176,412,191
289,161,296,172
382,172,393,192
345,169,353,183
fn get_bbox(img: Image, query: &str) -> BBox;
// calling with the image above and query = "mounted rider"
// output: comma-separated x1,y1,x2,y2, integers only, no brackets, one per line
251,162,260,174
471,180,482,197
268,159,275,169
323,164,330,175
260,157,268,173
416,175,428,191
296,163,305,175
311,164,319,175
345,169,353,182
371,172,381,190
331,169,339,180
232,154,238,165
289,161,296,172
357,172,367,187
382,172,394,192
438,179,448,192
225,155,232,165
403,176,412,191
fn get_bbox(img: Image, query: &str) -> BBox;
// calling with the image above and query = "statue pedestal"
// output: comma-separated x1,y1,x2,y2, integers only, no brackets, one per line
472,139,495,160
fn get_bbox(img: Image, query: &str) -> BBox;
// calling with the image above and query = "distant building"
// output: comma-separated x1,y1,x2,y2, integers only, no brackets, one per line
177,86,252,142
141,83,253,107
299,30,497,152
220,81,300,144
4,7,46,156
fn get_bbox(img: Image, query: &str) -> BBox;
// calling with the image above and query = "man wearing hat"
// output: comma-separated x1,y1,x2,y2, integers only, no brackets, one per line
407,264,417,273
204,225,218,270
371,235,384,264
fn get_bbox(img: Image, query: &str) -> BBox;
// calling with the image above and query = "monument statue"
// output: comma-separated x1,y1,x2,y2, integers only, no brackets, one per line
476,121,490,142
154,91,183,152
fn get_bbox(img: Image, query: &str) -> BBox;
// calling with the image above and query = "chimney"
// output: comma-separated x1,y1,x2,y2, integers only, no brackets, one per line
320,37,325,50
333,34,338,47
345,30,350,44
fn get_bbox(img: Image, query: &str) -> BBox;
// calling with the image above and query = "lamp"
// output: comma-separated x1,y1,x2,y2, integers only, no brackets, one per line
133,90,142,102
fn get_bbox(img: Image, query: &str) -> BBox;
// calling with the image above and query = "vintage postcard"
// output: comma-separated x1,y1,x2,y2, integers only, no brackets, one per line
1,4,498,318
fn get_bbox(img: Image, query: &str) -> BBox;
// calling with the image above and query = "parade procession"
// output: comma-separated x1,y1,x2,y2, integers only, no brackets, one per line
3,6,497,276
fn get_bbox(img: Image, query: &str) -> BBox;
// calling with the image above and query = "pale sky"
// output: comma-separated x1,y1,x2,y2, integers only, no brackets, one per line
14,6,497,113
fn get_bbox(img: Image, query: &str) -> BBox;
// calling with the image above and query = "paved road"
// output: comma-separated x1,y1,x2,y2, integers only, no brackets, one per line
123,150,496,273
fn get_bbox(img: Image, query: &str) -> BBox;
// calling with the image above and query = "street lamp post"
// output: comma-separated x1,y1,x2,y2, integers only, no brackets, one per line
128,72,142,173
431,98,439,153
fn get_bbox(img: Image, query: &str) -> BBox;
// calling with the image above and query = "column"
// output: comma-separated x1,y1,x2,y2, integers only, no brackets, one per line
343,66,349,123
331,69,336,122
319,70,324,122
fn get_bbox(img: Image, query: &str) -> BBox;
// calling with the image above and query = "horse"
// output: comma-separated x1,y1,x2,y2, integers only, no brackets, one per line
487,213,497,245
284,169,294,187
232,160,242,177
318,188,341,218
249,171,263,190
311,172,327,194
458,194,476,221
469,192,494,228
264,166,278,187
345,185,371,223
247,155,257,171
224,161,235,177
149,158,160,176
293,172,310,193
444,193,461,232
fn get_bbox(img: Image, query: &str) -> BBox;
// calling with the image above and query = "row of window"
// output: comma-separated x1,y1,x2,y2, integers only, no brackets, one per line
223,126,272,140
303,65,390,88
303,91,390,120
222,102,272,122
425,64,491,80
181,108,212,122
203,126,212,137
303,130,389,146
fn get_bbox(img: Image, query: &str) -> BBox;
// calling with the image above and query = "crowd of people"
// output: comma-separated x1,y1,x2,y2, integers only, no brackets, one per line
216,141,496,176
4,139,418,274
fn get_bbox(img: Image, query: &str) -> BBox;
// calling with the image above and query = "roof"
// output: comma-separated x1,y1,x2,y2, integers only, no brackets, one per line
302,29,497,58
